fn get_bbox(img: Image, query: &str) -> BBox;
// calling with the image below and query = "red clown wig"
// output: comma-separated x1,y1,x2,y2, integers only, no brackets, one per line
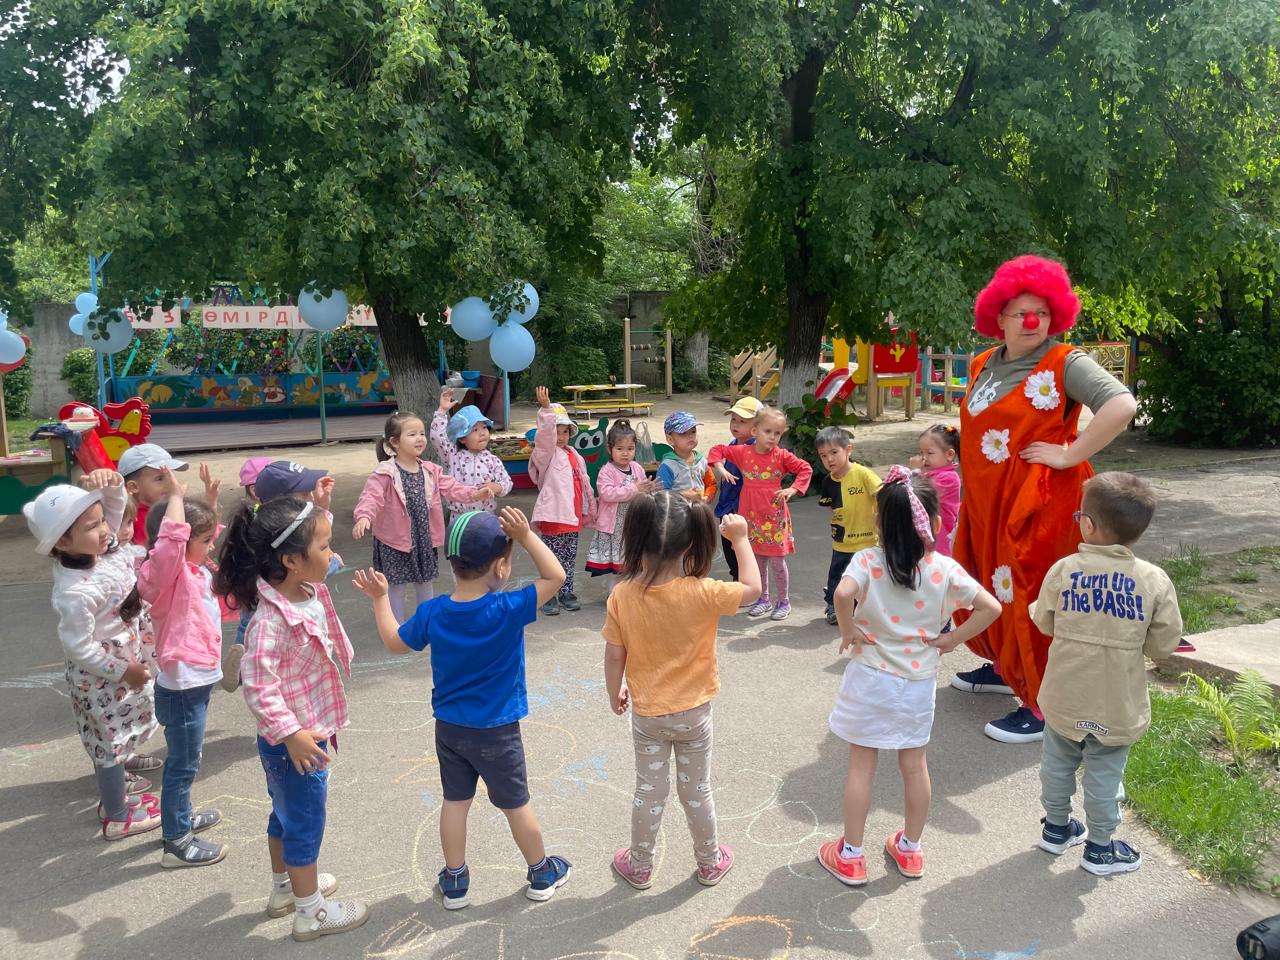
973,255,1081,340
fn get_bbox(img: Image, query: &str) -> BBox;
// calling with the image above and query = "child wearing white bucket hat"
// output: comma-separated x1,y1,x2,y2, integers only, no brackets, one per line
431,387,513,518
24,470,162,841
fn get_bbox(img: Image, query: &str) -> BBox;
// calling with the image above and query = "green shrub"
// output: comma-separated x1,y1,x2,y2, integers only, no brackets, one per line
62,348,100,404
3,342,34,418
1139,319,1280,447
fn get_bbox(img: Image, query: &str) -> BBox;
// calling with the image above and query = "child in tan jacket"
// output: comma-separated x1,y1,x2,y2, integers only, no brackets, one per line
1030,472,1183,876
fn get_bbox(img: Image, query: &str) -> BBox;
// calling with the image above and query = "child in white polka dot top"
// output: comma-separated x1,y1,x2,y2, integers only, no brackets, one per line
818,466,1001,887
431,387,513,517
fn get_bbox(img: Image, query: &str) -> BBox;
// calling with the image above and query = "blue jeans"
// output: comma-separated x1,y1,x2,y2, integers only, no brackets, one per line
154,682,214,843
259,736,329,867
234,606,252,646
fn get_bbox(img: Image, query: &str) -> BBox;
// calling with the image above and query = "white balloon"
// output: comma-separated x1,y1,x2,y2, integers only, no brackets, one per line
298,287,350,331
82,309,134,354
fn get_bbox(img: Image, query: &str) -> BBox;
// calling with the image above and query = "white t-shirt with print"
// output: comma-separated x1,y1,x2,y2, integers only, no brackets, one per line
842,547,980,680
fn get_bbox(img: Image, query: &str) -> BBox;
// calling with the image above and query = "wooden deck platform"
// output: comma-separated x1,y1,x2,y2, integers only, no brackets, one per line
149,415,386,455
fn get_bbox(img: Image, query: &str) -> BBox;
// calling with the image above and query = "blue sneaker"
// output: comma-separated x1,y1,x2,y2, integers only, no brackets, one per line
1081,839,1142,876
950,662,1014,695
437,865,470,910
1038,817,1087,855
983,706,1045,743
526,855,572,902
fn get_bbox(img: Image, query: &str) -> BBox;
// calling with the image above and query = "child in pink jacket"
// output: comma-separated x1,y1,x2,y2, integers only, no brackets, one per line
585,420,654,591
530,386,597,616
136,466,228,869
354,411,502,622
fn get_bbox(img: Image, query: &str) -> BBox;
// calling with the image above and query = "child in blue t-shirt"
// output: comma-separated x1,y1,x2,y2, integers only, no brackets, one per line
354,506,570,909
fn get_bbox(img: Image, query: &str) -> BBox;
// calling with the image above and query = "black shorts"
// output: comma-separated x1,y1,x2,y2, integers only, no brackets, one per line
434,719,530,809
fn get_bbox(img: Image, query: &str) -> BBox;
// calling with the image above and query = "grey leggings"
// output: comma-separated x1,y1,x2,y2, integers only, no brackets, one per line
629,702,718,868
96,763,128,821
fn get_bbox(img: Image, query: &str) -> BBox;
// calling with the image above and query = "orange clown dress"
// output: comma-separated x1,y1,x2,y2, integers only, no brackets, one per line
952,343,1091,709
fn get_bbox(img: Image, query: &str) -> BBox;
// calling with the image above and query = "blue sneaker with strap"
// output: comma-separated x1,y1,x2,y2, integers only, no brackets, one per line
526,855,572,901
437,864,470,910
1082,839,1142,876
1038,817,1087,855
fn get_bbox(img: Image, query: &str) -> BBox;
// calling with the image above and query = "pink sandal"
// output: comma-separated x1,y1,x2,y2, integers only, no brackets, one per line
102,806,161,841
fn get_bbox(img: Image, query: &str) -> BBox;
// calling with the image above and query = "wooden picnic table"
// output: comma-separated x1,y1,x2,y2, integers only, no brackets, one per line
561,383,653,417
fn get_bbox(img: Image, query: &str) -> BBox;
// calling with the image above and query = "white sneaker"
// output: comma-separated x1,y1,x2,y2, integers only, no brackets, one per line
291,898,369,942
267,873,338,918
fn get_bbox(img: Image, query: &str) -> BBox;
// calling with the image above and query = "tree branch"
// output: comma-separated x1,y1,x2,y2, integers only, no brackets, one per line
1038,0,1101,55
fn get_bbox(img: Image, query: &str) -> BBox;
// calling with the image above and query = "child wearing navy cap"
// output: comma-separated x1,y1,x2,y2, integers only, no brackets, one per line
354,506,573,908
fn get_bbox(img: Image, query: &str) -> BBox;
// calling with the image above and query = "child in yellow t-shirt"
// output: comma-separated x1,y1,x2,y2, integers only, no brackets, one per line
603,492,761,890
815,426,881,625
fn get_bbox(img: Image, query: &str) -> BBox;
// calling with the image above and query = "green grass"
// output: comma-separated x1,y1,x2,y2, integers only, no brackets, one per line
4,418,49,453
1159,544,1246,633
1230,568,1261,584
1127,689,1280,885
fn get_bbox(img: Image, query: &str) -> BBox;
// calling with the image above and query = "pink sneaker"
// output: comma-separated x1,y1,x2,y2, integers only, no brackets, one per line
817,838,868,886
611,848,653,890
696,844,734,886
885,830,924,878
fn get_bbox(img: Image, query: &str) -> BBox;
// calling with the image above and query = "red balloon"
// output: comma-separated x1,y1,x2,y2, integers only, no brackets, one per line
0,334,29,373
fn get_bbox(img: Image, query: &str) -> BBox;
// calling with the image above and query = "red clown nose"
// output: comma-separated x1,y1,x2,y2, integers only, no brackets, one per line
1022,312,1042,330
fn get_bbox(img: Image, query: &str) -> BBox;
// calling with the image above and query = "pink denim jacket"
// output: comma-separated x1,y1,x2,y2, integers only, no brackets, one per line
137,518,221,672
529,407,597,528
591,461,647,535
353,458,483,553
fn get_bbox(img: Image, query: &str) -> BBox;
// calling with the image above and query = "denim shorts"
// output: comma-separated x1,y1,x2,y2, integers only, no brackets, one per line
258,735,328,867
435,720,529,809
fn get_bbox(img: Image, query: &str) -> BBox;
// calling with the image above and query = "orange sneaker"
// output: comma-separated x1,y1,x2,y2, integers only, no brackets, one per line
817,838,867,886
885,831,924,878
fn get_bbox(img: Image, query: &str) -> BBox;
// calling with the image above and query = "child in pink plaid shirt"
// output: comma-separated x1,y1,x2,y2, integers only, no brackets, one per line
215,496,368,943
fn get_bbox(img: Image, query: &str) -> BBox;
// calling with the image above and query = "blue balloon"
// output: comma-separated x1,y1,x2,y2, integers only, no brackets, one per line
75,292,98,315
0,330,25,364
180,296,193,311
450,296,497,342
68,313,87,335
0,309,8,330
82,309,134,354
489,320,536,373
506,282,539,325
298,287,350,332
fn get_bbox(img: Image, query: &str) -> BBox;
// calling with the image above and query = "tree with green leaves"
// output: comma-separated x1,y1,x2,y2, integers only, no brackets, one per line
631,0,1280,409
69,0,635,416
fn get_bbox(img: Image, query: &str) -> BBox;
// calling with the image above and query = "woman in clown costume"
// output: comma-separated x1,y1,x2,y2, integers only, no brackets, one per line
950,255,1137,744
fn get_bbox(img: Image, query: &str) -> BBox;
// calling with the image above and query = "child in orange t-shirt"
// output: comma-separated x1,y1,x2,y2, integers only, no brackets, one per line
602,491,761,890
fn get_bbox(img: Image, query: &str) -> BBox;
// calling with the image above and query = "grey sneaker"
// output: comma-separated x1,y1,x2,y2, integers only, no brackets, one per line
160,835,228,869
770,602,792,621
747,599,773,618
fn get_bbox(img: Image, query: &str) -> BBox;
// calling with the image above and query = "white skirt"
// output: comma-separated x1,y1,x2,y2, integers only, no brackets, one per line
829,661,937,749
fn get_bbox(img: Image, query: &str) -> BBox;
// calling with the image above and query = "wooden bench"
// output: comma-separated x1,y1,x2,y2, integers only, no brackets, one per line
571,399,653,415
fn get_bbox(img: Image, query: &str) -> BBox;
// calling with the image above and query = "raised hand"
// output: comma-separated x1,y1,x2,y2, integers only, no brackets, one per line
498,505,531,541
535,385,551,409
438,386,455,412
197,463,219,506
79,469,121,491
162,466,188,498
313,475,335,512
352,568,389,599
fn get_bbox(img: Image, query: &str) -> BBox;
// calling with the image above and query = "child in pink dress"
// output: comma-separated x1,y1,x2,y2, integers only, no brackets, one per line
707,407,813,620
909,424,961,556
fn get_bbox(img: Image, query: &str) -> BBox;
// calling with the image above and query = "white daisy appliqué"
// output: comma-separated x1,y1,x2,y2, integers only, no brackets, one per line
981,428,1012,463
1024,371,1061,411
992,565,1014,603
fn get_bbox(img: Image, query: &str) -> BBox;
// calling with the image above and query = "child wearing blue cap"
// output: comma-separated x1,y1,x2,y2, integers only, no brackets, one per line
431,388,513,517
657,412,716,505
354,507,573,908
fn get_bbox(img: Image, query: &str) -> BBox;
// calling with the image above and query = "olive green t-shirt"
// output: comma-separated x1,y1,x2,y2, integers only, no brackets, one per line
965,341,1129,416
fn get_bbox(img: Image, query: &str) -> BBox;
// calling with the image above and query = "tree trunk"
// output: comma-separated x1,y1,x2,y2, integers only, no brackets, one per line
776,44,832,413
683,329,709,386
779,284,829,410
373,289,439,426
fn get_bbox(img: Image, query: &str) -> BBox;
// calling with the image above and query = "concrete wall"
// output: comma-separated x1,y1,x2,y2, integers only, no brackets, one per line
608,291,669,391
28,303,79,417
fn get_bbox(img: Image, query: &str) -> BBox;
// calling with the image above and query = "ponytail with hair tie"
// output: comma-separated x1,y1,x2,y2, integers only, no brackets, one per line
883,465,935,550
